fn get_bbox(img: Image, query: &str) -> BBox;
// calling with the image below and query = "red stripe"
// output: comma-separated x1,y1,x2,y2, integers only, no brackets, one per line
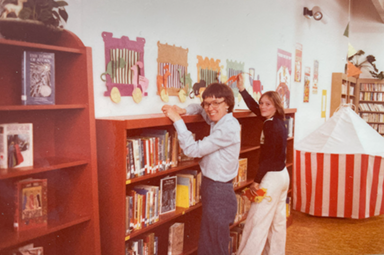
305,152,312,214
369,156,381,217
381,159,384,214
344,154,354,218
295,150,302,211
359,155,369,219
329,154,339,217
314,153,324,216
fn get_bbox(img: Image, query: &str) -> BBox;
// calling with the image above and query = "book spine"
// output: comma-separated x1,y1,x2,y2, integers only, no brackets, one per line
0,125,7,169
21,51,27,105
13,182,20,231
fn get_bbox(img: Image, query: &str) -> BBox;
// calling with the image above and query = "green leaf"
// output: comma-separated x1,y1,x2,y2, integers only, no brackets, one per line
59,8,68,22
39,8,52,21
55,1,68,7
52,10,60,19
18,8,33,20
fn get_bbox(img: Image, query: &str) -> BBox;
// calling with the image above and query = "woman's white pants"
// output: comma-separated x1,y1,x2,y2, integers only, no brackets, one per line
237,168,289,255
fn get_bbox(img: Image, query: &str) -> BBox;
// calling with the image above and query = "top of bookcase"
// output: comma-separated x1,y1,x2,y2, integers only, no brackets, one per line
96,109,297,129
0,29,85,53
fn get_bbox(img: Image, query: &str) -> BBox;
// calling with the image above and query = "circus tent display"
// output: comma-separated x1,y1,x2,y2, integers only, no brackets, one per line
294,106,384,219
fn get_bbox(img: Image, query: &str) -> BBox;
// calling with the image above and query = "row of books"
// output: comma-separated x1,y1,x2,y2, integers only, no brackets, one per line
284,116,294,138
125,232,158,255
359,103,384,112
11,243,44,255
360,83,384,92
360,91,384,101
349,85,355,95
125,157,249,235
369,123,384,133
125,172,201,234
341,81,347,95
0,123,33,169
126,130,180,180
360,113,384,123
233,158,247,188
125,222,184,255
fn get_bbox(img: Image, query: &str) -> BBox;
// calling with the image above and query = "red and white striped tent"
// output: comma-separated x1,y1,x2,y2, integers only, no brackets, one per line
294,106,384,219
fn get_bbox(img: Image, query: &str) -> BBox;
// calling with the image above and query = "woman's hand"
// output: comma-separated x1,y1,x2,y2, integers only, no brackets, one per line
237,74,245,92
172,105,187,115
250,182,260,196
162,105,182,123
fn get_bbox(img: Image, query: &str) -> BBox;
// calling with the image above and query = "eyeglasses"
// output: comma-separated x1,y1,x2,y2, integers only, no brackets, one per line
201,100,225,109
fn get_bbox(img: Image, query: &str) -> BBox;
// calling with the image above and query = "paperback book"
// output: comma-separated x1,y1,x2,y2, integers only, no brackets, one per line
14,178,48,232
160,176,177,214
168,222,184,255
22,51,55,105
0,123,33,169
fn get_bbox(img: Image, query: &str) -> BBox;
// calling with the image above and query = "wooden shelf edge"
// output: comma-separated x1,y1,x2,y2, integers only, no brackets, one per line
126,160,200,185
0,215,91,250
0,104,87,111
0,38,83,54
125,203,202,240
0,158,88,180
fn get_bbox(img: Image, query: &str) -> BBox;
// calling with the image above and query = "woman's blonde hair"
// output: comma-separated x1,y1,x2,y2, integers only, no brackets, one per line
260,91,285,119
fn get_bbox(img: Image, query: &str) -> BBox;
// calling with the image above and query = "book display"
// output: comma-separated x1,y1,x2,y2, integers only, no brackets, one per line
0,123,33,169
96,108,296,254
355,78,384,136
330,73,357,116
0,31,101,254
22,51,55,105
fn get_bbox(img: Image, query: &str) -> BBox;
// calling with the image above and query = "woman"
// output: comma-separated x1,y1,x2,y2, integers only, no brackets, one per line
236,75,289,255
162,83,240,255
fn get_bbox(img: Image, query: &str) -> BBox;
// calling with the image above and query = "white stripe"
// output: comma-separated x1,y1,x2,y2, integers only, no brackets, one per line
322,154,331,216
309,153,317,215
352,155,361,219
365,155,375,218
375,157,384,215
300,151,307,212
337,154,346,218
293,150,298,210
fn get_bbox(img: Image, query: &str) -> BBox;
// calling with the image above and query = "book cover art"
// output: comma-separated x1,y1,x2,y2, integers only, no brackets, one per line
160,176,177,214
14,178,48,232
241,187,271,204
0,123,33,169
22,51,55,105
168,222,184,255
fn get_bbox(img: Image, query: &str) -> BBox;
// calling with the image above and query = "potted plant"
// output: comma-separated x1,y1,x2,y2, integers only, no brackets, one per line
0,0,68,43
347,50,384,79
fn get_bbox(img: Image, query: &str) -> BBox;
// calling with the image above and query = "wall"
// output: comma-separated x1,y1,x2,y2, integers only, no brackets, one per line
65,0,363,142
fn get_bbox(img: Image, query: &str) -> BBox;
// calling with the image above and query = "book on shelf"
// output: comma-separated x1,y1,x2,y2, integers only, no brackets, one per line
234,158,247,187
11,243,44,255
22,51,55,105
180,169,202,204
127,233,158,255
168,222,184,255
178,133,195,162
176,175,191,208
160,176,177,214
0,123,33,169
14,178,47,232
176,173,195,206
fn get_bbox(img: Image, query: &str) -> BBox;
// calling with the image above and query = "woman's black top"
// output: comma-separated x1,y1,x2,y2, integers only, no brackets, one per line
239,89,287,183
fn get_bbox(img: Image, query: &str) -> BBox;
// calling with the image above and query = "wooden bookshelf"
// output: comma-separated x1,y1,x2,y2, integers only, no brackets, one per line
330,73,357,116
0,31,101,254
96,108,296,255
356,78,384,136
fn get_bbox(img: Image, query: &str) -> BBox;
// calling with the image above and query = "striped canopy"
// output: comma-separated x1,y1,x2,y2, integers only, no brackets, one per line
294,106,384,219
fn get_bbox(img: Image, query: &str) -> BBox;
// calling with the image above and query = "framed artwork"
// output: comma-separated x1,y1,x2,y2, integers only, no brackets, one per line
101,32,148,103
